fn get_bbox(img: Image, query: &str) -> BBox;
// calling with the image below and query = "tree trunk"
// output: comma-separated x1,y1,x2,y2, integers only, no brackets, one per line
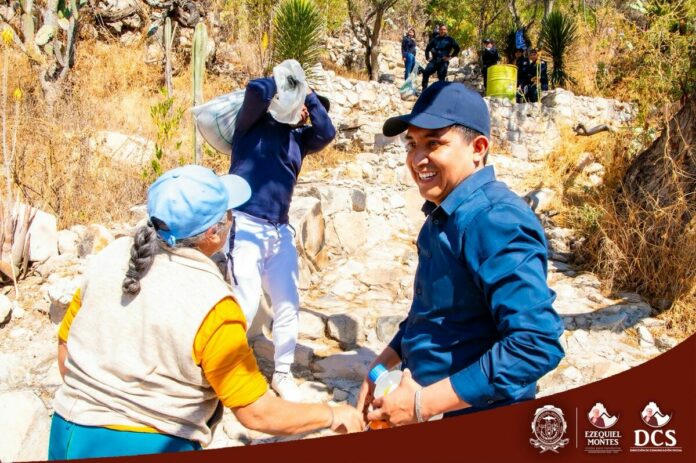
620,93,695,222
364,45,373,79
508,0,523,29
544,0,554,17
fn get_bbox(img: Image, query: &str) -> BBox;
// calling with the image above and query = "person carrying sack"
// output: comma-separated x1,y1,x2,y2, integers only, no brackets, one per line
225,64,336,402
49,165,363,459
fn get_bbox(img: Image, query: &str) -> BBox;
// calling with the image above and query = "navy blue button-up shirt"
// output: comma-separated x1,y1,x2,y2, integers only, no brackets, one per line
389,166,564,412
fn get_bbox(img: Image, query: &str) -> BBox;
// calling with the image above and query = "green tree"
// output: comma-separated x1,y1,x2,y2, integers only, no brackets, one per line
347,0,399,80
272,0,325,78
315,0,349,33
540,10,578,87
426,0,506,51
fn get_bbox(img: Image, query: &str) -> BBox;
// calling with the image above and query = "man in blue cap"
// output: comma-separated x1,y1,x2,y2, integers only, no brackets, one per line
356,82,565,425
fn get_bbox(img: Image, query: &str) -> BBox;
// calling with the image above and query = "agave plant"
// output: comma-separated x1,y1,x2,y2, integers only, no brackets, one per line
540,10,578,87
272,0,324,80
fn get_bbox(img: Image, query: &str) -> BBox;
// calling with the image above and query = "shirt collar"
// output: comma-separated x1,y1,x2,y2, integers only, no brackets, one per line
421,166,497,217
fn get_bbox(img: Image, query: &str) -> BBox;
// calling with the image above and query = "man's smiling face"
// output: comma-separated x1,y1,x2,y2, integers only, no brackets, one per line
405,125,488,205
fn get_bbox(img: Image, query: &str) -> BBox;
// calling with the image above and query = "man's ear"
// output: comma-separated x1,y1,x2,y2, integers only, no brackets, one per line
472,135,489,164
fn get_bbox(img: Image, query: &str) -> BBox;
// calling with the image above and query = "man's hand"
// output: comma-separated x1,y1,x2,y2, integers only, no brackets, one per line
356,377,375,422
366,369,422,427
442,56,450,62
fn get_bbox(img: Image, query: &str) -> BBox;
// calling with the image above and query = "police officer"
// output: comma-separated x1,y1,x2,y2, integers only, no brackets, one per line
524,49,549,103
481,38,500,91
422,24,460,91
514,48,530,103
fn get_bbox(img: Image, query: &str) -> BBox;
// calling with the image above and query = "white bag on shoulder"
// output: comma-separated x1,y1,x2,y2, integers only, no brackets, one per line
191,90,246,154
268,59,308,125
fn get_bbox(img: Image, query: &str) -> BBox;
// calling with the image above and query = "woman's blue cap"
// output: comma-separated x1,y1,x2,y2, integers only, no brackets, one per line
147,165,251,246
383,81,490,138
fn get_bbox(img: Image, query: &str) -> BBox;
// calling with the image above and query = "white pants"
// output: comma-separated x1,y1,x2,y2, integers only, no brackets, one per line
226,211,299,373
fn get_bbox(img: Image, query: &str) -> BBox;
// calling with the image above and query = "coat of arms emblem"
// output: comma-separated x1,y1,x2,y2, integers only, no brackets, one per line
530,405,570,453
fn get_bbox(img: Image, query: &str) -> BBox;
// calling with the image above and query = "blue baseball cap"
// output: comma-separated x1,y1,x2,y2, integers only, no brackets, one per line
383,81,490,138
147,165,251,246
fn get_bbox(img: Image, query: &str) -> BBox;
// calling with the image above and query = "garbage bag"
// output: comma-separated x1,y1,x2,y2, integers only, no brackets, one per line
399,63,419,99
268,59,308,125
191,90,246,154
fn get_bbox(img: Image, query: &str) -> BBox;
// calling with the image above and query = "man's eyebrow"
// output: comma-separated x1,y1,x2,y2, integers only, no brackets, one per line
405,129,447,140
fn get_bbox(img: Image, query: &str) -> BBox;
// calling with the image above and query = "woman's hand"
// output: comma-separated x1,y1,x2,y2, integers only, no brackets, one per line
356,376,375,422
329,404,366,433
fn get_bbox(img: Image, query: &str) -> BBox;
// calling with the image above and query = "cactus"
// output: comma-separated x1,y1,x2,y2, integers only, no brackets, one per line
164,17,173,99
19,0,43,62
191,22,207,164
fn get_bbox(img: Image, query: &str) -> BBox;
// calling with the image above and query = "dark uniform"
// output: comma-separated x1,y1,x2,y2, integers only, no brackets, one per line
423,35,460,90
515,55,530,103
481,45,500,90
524,58,549,103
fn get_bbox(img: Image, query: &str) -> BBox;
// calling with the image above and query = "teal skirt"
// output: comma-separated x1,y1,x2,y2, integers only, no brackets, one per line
48,413,202,459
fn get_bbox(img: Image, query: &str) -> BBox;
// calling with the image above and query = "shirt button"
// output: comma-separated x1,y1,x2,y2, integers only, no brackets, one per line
433,219,440,225
416,287,422,295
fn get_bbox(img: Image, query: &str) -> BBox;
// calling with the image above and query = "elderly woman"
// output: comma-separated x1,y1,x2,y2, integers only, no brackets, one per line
49,165,363,459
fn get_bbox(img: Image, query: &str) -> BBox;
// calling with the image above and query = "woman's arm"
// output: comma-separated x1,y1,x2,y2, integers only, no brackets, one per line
58,340,68,380
233,392,362,435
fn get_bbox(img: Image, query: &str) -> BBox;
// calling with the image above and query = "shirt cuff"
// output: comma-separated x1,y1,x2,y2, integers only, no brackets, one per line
305,91,321,105
450,360,501,408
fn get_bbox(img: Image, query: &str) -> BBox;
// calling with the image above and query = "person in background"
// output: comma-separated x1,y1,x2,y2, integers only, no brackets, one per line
356,82,565,426
514,48,530,103
422,24,460,91
524,48,549,103
481,38,500,92
401,28,417,80
227,75,335,402
429,23,440,42
49,165,363,459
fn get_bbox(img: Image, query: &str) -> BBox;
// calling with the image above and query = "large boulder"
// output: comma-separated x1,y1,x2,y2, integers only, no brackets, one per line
289,196,325,265
89,131,155,167
0,390,51,462
0,294,12,324
11,204,59,263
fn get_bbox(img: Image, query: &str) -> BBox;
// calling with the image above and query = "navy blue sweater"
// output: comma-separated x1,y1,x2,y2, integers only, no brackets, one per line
229,78,336,224
401,35,416,58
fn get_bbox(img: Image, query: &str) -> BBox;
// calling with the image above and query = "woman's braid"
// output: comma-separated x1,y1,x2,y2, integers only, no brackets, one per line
122,223,158,295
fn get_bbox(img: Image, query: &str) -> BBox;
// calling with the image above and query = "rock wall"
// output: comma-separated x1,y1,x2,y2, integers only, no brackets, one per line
488,89,635,161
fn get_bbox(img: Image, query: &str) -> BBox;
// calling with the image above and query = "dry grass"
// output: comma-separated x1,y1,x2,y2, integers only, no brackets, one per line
534,124,696,340
302,143,358,174
320,58,368,81
519,126,616,208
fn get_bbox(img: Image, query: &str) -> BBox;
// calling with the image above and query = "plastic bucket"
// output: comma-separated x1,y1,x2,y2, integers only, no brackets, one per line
486,64,517,101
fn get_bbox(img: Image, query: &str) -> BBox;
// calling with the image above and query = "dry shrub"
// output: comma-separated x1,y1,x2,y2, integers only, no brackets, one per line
521,126,617,206
552,102,696,339
320,58,368,81
302,143,358,174
575,5,693,123
6,41,163,228
581,192,696,338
